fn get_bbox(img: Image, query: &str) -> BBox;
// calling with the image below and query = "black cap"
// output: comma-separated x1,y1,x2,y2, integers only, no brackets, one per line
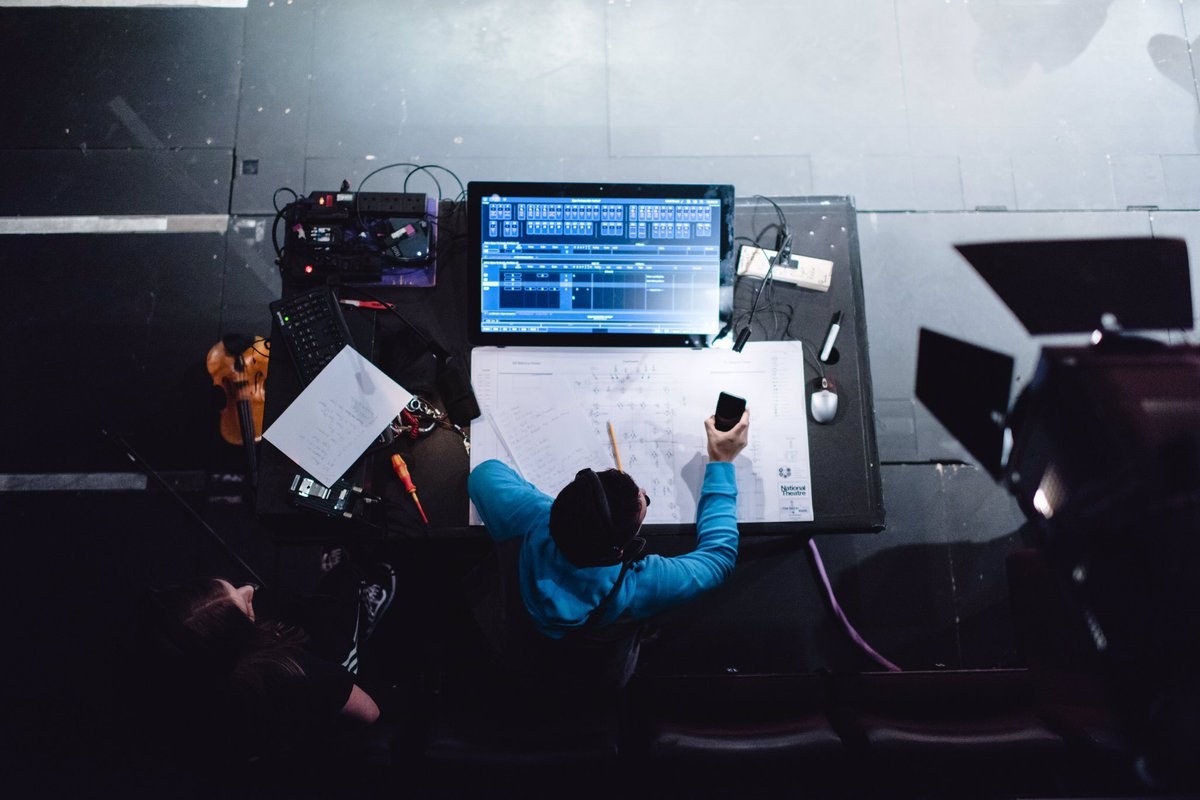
550,469,642,567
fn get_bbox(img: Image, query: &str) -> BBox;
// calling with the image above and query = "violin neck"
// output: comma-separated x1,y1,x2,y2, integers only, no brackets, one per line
236,399,258,488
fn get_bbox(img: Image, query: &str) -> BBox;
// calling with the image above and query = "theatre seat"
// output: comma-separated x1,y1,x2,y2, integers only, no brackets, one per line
830,669,1064,753
828,669,1066,794
419,671,620,775
631,674,843,764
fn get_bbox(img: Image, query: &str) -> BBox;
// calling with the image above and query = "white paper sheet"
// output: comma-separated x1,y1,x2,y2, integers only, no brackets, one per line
263,346,412,488
469,343,813,524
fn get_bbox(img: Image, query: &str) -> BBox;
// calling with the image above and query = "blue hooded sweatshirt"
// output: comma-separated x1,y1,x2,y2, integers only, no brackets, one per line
467,459,739,639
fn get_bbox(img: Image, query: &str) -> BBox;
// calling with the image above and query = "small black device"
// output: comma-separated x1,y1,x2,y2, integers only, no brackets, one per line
270,286,355,385
277,190,436,286
288,472,363,518
714,391,746,431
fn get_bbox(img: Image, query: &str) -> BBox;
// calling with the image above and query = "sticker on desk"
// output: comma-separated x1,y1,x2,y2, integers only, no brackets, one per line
775,477,813,520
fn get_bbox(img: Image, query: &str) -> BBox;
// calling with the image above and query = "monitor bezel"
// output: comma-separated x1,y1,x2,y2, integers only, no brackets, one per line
467,180,736,347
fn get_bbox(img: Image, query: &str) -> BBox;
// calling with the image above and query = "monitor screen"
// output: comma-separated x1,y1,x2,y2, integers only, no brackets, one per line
468,181,735,346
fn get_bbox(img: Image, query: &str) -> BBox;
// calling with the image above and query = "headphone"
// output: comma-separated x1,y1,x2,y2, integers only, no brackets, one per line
577,468,646,566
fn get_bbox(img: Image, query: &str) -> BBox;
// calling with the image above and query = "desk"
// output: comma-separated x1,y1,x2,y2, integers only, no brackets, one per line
257,197,883,539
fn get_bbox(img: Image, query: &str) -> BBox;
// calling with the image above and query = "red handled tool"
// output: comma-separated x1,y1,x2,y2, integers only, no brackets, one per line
390,453,429,524
338,299,392,310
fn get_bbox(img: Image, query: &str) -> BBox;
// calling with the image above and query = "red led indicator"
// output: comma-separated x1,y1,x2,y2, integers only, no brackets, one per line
305,265,313,273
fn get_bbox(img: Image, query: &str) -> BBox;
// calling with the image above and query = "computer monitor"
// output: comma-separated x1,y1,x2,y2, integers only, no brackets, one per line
467,181,735,346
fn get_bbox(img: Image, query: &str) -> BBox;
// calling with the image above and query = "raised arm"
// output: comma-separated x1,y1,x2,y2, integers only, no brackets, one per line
627,409,749,618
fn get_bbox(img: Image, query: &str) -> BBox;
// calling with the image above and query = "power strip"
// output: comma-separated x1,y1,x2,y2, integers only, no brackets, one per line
737,245,833,292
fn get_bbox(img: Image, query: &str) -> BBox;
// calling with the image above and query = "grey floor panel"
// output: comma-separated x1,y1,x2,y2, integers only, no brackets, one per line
656,156,814,197
1161,154,1200,209
1111,153,1171,209
229,0,316,215
1168,0,1200,149
304,0,609,160
960,155,1017,210
607,0,907,158
222,215,284,339
0,7,243,150
941,464,1026,668
856,210,1154,463
298,154,824,195
817,464,959,670
1012,153,1117,210
897,0,1195,157
0,149,231,216
811,154,965,211
638,536,862,675
0,233,228,473
303,157,474,201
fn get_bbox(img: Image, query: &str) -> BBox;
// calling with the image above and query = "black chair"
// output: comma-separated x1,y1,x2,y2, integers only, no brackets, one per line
627,673,845,794
417,669,622,794
827,668,1066,796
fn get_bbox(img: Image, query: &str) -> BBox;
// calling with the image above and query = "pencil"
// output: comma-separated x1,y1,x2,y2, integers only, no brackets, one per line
607,421,623,472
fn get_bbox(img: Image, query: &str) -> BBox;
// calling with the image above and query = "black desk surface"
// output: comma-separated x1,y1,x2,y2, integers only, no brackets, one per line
258,197,884,540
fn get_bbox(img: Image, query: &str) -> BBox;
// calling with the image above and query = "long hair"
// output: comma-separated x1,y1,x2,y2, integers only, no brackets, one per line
146,578,314,760
150,578,308,689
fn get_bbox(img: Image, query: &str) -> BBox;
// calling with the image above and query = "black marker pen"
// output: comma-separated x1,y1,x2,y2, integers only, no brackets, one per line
819,311,842,363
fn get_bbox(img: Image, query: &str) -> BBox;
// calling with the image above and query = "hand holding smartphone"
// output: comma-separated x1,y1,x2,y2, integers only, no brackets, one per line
714,392,747,432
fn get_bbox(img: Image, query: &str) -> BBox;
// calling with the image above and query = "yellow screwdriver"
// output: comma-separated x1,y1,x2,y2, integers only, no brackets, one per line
390,453,429,524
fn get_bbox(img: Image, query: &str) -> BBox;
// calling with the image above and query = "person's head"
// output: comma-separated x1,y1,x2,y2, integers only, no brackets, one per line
549,468,649,567
143,577,307,762
148,577,304,685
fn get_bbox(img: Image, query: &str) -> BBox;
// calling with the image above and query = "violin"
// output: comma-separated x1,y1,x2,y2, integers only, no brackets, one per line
207,335,269,487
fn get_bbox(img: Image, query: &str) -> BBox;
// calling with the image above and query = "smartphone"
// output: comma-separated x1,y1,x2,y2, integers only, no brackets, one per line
714,392,747,432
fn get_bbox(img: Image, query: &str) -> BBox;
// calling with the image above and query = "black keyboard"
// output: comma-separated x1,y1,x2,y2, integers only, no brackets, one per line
270,286,354,385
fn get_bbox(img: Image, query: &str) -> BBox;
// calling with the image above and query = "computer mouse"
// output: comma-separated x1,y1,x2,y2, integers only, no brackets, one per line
810,377,838,424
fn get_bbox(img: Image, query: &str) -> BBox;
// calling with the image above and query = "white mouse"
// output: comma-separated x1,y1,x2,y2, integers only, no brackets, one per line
810,377,838,424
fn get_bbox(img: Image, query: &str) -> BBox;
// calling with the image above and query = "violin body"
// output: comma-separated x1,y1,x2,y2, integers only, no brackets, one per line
207,335,269,447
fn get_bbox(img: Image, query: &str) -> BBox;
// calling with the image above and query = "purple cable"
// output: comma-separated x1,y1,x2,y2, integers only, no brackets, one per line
808,538,901,672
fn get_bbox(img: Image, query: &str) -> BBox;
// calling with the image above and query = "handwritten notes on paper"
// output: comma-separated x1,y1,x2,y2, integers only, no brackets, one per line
483,377,611,496
263,346,412,488
470,343,814,524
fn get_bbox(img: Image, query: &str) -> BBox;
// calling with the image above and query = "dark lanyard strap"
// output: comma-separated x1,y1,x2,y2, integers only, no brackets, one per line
576,559,634,634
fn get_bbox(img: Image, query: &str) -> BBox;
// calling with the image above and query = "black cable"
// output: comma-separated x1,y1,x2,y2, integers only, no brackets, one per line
272,187,299,214
99,427,269,590
401,165,444,202
334,284,447,359
733,197,792,352
352,164,463,269
271,188,302,264
354,162,427,236
356,161,424,194
401,163,466,200
271,207,286,262
740,246,783,332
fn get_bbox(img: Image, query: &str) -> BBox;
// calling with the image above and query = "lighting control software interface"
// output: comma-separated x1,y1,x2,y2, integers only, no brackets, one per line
478,194,722,335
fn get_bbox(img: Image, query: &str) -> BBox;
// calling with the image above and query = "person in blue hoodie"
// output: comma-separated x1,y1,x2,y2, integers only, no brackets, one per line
466,409,749,685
